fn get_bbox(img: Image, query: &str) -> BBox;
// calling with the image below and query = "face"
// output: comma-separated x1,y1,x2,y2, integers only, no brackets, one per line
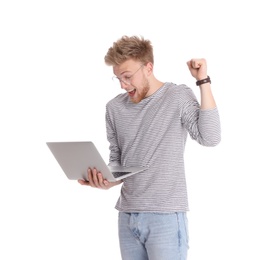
113,59,151,103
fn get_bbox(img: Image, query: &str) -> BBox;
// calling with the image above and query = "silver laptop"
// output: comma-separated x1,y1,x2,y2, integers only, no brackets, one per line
46,141,147,182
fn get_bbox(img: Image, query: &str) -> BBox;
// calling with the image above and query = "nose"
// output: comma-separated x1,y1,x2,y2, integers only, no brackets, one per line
119,80,129,89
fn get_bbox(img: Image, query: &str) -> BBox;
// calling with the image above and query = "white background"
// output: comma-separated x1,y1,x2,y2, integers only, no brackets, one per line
1,0,261,259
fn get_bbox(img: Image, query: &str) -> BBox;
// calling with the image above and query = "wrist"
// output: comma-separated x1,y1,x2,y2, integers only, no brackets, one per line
196,76,211,86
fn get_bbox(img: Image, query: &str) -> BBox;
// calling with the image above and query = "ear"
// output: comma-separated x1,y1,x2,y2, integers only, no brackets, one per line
145,62,153,76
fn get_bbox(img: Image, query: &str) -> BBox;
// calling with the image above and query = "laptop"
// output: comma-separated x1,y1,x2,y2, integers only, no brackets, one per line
46,141,147,182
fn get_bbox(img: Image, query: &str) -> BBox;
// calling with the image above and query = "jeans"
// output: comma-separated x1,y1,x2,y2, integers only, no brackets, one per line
118,212,189,260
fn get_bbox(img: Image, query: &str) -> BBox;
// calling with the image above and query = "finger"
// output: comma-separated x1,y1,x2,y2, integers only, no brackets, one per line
186,60,198,70
91,168,100,187
103,180,109,187
194,58,207,69
191,59,201,69
97,172,109,189
78,179,90,186
88,168,96,187
186,61,192,70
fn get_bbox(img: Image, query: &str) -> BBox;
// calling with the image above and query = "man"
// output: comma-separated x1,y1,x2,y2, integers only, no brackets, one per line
78,35,221,260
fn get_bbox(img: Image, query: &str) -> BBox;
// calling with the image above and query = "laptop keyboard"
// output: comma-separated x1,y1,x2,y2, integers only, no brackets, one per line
112,171,131,178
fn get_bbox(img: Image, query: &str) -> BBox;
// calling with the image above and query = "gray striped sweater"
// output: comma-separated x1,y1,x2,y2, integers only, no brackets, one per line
105,82,221,212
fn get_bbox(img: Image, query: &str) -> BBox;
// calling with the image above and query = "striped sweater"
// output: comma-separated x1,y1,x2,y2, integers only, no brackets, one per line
105,82,221,212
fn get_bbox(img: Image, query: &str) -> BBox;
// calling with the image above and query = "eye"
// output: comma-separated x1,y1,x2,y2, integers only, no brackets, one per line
123,75,131,81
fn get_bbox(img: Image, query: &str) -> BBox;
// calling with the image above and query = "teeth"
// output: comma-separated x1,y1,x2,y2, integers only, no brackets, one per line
128,88,135,93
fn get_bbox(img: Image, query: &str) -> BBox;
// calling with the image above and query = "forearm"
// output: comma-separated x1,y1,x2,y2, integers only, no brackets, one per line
199,82,216,110
187,58,217,110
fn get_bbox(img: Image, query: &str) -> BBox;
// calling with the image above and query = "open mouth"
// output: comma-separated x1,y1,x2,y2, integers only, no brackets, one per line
127,88,136,96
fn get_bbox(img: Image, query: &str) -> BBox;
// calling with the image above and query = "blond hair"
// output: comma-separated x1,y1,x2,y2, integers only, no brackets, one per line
104,35,154,66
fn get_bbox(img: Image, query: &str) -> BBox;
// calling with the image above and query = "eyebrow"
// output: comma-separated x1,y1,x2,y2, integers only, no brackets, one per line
113,70,131,77
120,69,132,76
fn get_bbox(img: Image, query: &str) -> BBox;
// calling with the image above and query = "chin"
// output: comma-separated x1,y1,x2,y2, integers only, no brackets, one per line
130,98,140,104
130,95,144,103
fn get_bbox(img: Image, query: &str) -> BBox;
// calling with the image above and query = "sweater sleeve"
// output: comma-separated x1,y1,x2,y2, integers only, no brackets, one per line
179,85,221,147
197,107,221,146
105,103,122,166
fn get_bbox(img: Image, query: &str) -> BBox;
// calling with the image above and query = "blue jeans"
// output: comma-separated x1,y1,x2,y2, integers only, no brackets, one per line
118,212,189,260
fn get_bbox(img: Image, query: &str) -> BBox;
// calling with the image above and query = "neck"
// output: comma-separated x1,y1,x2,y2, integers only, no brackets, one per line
147,77,164,96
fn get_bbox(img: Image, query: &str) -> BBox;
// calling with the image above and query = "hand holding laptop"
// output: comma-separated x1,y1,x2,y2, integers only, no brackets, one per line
46,141,147,182
78,168,123,189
